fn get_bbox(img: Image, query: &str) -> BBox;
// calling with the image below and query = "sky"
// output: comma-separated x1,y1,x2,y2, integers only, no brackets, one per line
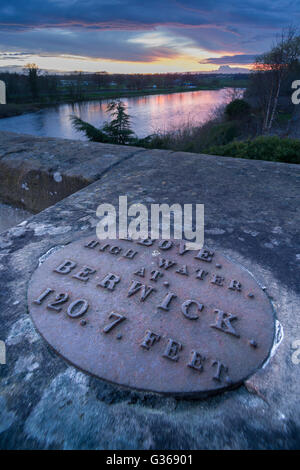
0,0,299,73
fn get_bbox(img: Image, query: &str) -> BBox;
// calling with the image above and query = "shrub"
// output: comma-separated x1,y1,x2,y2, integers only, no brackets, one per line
141,120,239,153
205,121,239,146
225,99,251,120
71,99,136,145
207,136,300,164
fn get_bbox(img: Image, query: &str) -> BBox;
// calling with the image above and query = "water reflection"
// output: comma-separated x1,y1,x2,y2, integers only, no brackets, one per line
0,89,238,140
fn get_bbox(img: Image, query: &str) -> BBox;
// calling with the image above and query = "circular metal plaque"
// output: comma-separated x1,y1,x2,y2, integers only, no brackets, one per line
27,236,275,397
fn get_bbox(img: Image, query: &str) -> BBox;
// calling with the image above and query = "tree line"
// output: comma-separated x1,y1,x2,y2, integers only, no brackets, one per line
0,66,248,103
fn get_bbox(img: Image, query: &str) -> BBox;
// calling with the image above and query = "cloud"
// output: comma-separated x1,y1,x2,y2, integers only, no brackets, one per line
0,1,299,66
200,54,257,65
0,1,211,30
0,52,31,60
0,0,298,32
0,28,179,62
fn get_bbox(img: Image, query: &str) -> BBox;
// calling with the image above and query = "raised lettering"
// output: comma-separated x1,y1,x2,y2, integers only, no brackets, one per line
98,273,120,291
67,299,89,318
134,267,145,277
99,243,110,252
196,269,208,280
123,249,138,259
54,259,77,274
103,312,126,333
33,287,54,305
229,279,242,291
158,240,173,250
188,351,206,372
150,270,163,282
127,280,155,301
181,300,203,320
163,338,183,362
211,309,239,337
137,239,154,246
211,274,224,286
176,265,189,276
109,246,122,255
212,360,228,382
158,258,176,270
157,292,177,311
72,266,96,282
84,240,99,249
47,293,69,312
141,330,161,350
178,241,190,256
195,249,214,263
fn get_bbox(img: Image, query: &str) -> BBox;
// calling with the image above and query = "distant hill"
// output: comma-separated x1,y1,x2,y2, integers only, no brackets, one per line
214,65,250,74
0,64,251,75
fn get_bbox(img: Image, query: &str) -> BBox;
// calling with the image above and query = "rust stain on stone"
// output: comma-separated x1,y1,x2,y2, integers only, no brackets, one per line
27,236,275,397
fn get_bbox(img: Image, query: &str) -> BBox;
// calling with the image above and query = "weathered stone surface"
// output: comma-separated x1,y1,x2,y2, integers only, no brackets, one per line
0,131,148,212
0,134,299,449
0,202,31,234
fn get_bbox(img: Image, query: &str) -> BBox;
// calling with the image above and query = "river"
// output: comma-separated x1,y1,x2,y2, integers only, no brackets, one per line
0,88,238,140
0,88,238,232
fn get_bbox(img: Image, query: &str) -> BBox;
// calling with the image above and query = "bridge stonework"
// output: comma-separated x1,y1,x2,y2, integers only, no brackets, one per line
0,131,299,449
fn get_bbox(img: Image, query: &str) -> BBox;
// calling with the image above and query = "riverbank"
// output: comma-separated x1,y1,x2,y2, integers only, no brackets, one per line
144,113,300,164
0,79,248,119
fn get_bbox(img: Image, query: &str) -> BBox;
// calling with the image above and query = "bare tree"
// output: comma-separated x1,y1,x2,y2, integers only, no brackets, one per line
253,27,300,133
224,87,244,102
24,63,40,99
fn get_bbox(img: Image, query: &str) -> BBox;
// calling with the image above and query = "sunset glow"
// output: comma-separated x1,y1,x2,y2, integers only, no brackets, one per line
0,1,299,73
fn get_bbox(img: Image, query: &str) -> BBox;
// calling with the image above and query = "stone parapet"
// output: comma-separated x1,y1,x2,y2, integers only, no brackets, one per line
0,132,299,449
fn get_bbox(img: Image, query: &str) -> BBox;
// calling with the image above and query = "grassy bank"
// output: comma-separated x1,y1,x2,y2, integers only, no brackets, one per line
149,125,300,163
138,100,300,164
142,123,300,164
